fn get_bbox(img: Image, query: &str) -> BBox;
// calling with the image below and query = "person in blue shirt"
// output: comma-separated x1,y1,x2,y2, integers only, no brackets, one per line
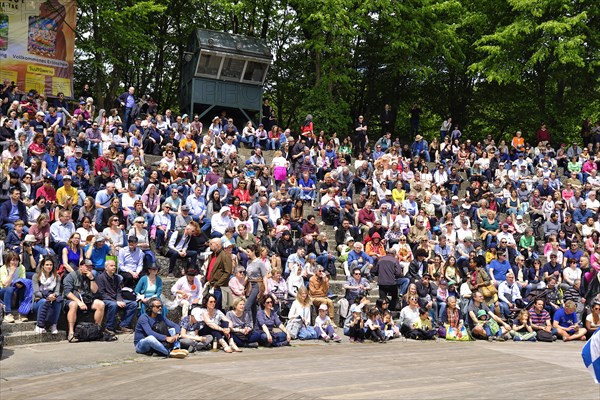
134,296,188,358
67,148,90,176
347,242,374,279
488,251,512,286
563,242,583,267
552,300,587,341
84,234,113,273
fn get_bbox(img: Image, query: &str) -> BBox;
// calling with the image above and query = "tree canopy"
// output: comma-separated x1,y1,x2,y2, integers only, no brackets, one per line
74,0,600,143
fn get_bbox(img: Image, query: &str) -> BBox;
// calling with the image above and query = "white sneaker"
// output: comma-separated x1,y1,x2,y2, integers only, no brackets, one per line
4,313,15,323
50,325,59,334
34,326,46,334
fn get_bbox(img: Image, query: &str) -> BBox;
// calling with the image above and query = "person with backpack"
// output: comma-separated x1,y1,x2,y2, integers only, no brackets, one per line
63,259,105,342
134,296,188,358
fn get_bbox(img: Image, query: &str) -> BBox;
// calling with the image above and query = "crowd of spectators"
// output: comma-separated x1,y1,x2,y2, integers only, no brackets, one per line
0,82,598,358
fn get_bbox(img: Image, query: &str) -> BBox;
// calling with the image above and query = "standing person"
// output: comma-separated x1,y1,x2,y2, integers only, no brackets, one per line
410,103,422,135
118,87,136,130
440,116,452,143
134,297,188,358
353,116,368,157
206,238,233,310
244,244,268,323
372,248,403,310
381,104,393,135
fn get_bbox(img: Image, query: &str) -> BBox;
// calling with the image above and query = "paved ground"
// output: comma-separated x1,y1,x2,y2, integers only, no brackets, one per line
1,337,598,399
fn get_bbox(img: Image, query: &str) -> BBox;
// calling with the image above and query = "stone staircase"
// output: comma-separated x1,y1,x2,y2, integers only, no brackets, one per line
5,145,559,347
2,320,66,346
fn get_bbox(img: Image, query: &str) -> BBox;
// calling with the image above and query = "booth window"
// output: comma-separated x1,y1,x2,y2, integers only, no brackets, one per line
243,61,268,83
196,53,222,77
220,57,245,80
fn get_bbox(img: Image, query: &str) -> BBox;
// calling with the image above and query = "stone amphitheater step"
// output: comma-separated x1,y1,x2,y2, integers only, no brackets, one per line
3,321,66,346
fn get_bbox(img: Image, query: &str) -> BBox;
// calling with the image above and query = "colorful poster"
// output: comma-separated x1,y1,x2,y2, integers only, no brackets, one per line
0,0,77,98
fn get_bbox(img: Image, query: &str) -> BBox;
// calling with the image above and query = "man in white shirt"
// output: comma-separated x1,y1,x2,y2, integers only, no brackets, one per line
221,136,237,158
497,272,523,319
585,191,600,214
50,209,76,254
587,169,600,190
118,236,145,287
166,222,199,277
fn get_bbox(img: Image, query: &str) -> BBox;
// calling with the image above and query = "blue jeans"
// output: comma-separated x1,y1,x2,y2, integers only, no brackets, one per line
33,298,62,327
104,299,137,330
135,335,170,357
232,330,262,347
396,277,410,295
33,245,55,263
0,286,14,312
259,331,288,346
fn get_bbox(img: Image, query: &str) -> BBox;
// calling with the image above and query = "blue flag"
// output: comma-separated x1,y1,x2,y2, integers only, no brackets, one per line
582,328,600,383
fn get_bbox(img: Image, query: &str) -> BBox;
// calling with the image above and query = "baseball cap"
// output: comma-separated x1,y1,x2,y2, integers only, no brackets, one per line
62,175,72,180
318,304,328,311
95,233,105,241
191,307,203,321
350,304,364,313
181,205,190,211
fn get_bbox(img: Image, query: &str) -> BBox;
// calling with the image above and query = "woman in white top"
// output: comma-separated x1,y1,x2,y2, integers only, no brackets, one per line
270,150,288,189
287,286,312,326
562,258,582,286
399,295,421,328
268,198,281,225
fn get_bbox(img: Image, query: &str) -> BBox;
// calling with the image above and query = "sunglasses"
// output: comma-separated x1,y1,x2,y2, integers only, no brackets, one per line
152,305,163,309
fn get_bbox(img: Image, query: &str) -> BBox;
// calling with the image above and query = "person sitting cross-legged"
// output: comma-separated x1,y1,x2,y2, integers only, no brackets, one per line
553,300,587,342
134,296,189,358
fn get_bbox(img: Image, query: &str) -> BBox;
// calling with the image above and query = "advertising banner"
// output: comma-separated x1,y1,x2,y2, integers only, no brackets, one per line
0,0,77,98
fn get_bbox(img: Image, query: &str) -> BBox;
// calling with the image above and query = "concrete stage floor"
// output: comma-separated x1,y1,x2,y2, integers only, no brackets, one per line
1,337,598,399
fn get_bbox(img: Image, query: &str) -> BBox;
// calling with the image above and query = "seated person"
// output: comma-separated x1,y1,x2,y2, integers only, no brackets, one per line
32,257,63,334
96,259,137,334
256,293,291,347
314,303,341,342
0,251,29,323
528,298,557,337
133,296,188,358
165,222,199,277
343,303,365,342
497,272,524,319
63,259,105,342
553,300,587,341
309,266,334,318
84,233,114,273
227,297,261,348
170,267,202,317
196,293,240,353
178,307,213,352
509,309,537,342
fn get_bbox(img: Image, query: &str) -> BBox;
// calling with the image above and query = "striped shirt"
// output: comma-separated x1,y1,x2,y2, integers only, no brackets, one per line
529,308,551,327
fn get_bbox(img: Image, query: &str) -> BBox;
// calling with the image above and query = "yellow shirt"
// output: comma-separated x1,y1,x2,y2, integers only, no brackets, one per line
56,185,79,207
392,188,405,203
179,138,197,153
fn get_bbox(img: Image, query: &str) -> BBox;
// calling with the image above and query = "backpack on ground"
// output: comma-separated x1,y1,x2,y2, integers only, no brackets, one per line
74,322,104,342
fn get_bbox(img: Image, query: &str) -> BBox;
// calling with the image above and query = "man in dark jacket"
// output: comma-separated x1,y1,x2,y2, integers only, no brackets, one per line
96,259,137,334
0,187,29,233
371,248,403,310
206,238,233,310
134,297,188,358
407,248,429,283
118,87,136,130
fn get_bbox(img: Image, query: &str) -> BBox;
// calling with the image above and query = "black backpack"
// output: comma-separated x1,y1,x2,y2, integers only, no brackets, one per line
74,322,104,342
